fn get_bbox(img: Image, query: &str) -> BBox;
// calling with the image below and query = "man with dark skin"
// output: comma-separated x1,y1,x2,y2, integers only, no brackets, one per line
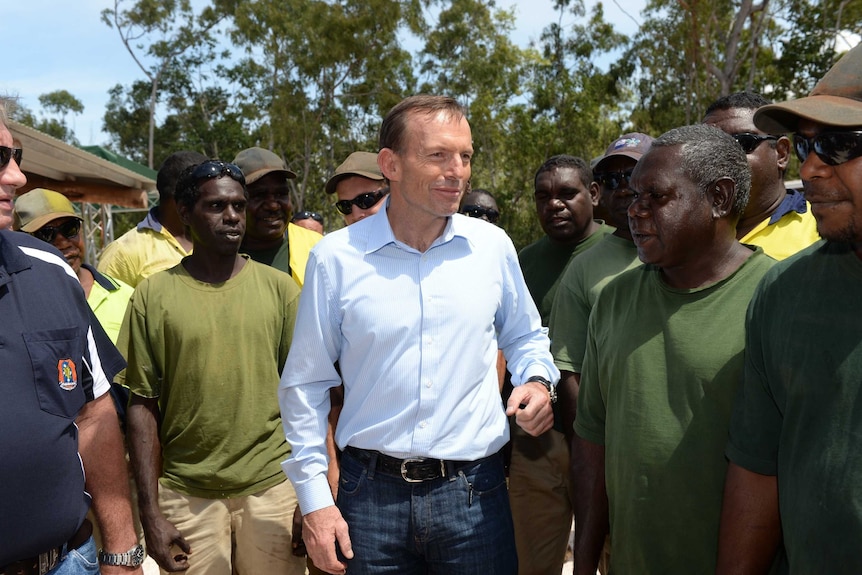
233,147,321,286
459,188,500,224
703,92,820,260
717,42,862,575
123,161,303,575
510,155,611,575
572,125,774,575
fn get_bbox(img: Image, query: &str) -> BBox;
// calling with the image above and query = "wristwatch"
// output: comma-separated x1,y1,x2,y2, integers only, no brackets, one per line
526,375,557,404
98,544,146,567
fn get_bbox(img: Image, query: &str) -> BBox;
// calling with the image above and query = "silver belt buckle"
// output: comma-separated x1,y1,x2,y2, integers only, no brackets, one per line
400,458,426,482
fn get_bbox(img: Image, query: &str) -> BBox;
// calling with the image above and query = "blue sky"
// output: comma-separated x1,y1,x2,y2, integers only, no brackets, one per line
4,0,646,147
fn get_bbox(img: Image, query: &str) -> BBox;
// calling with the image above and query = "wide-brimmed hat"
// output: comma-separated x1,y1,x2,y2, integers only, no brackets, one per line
233,147,297,185
325,152,384,194
14,188,81,232
594,133,653,172
754,43,862,133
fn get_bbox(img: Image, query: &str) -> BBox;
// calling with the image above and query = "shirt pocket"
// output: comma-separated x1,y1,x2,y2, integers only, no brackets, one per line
23,327,87,419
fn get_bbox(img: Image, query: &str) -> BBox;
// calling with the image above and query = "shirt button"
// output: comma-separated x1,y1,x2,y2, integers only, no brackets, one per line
425,381,432,388
419,421,427,429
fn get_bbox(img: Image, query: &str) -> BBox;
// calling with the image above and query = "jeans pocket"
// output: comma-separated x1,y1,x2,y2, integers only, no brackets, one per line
458,457,507,499
24,327,87,419
338,456,367,497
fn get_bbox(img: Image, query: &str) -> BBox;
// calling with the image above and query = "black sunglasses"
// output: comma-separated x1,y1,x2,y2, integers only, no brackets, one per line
293,210,324,224
595,169,634,191
0,146,23,170
793,131,862,166
461,205,499,223
335,188,388,215
732,133,778,154
191,161,246,185
33,219,81,243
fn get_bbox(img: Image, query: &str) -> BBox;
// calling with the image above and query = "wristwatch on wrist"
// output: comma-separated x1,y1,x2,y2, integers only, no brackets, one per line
526,375,557,404
98,544,146,567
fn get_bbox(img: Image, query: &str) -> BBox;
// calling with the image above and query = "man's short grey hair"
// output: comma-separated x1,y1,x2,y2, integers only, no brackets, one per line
651,124,751,217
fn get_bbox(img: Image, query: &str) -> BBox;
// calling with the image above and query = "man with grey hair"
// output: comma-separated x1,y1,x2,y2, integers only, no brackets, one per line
571,124,775,575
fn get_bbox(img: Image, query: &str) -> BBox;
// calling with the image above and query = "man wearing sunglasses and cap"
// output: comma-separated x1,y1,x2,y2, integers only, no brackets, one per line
14,189,134,344
542,133,652,574
0,101,143,574
325,151,389,226
233,147,322,286
703,92,820,260
717,43,862,574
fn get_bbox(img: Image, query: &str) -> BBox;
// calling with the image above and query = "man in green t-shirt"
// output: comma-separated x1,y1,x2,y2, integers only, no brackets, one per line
717,43,862,575
510,155,610,575
573,125,775,575
122,160,305,575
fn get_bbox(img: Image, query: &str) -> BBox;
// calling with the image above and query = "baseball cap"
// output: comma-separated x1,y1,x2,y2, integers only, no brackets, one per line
232,147,297,185
594,133,654,172
325,152,384,194
14,188,81,232
754,43,862,133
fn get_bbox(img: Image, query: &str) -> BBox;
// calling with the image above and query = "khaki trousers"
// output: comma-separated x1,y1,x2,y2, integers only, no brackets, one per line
508,425,573,575
158,480,307,575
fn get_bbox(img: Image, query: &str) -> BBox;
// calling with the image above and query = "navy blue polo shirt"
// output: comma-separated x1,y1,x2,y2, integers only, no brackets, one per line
0,230,124,565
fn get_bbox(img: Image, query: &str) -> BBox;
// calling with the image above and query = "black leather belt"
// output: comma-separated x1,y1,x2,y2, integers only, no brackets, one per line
1,519,92,575
345,446,475,482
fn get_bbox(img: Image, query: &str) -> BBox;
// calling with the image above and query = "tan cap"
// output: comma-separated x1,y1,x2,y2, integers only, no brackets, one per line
325,152,384,194
232,147,297,185
14,188,81,232
754,43,862,133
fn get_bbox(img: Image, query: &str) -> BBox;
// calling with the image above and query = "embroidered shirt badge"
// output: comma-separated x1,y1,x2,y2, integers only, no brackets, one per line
58,358,78,391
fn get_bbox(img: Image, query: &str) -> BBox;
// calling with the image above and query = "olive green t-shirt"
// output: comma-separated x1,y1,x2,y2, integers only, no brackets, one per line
518,223,613,326
549,233,640,373
120,258,300,498
576,247,774,574
728,240,862,573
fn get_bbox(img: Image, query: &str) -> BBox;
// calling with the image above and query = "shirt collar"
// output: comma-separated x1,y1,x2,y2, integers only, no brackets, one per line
83,263,120,292
0,231,31,274
363,196,468,254
769,188,808,224
136,206,164,232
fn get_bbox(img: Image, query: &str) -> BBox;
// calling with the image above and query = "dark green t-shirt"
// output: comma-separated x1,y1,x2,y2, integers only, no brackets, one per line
518,223,612,326
576,247,775,574
727,240,862,573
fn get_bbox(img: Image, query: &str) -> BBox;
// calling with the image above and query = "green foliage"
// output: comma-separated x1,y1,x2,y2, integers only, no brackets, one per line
97,0,861,245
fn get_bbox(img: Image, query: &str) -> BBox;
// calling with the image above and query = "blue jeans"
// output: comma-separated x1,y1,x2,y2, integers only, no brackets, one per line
48,536,99,575
337,449,517,575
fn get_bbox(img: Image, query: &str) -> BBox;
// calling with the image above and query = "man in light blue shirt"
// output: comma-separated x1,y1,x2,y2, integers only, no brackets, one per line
279,95,559,575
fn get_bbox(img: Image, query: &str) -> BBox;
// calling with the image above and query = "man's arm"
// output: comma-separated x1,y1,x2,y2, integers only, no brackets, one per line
557,370,580,444
127,394,190,572
506,381,554,436
715,462,781,575
570,435,608,575
76,392,143,575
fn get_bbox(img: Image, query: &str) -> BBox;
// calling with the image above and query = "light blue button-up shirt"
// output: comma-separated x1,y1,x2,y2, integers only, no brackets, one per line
279,203,559,514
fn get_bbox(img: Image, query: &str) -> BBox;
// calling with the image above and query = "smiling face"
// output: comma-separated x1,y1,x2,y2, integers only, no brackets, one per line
534,166,598,244
797,119,862,244
0,125,26,229
179,176,247,257
244,172,291,246
627,145,716,270
382,110,473,223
